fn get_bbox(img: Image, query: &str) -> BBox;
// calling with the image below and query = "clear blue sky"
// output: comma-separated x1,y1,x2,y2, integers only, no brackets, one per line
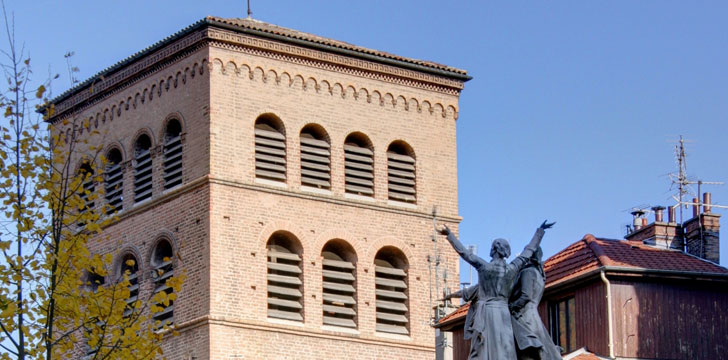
5,1,727,278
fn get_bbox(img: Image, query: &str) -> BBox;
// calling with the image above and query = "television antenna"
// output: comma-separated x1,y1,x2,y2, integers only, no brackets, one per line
246,0,252,18
668,136,726,225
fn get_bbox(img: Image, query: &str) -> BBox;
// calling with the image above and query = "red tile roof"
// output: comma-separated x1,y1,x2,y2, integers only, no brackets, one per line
436,303,470,328
562,348,609,360
545,234,728,287
570,354,602,360
544,237,602,286
436,234,728,326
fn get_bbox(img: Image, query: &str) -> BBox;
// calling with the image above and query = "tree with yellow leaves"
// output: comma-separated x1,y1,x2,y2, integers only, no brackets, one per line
0,7,182,359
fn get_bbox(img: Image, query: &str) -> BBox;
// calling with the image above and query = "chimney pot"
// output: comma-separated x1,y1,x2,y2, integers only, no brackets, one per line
652,206,665,223
703,192,712,213
668,206,676,223
692,197,700,218
642,217,648,227
631,209,646,231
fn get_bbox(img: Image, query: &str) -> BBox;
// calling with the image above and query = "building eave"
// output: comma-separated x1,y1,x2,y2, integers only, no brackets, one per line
545,265,728,295
205,18,472,82
41,17,471,118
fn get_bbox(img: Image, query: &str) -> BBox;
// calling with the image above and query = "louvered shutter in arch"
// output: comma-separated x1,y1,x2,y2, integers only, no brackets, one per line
78,162,95,226
267,236,303,322
300,126,331,189
151,240,174,328
344,134,374,196
163,119,183,189
387,143,416,203
86,270,105,292
104,149,123,213
133,134,153,203
255,117,286,182
121,254,139,318
321,243,356,328
374,251,409,335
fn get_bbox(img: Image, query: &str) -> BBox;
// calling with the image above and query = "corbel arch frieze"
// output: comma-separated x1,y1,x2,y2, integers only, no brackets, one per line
54,57,207,126
209,57,459,120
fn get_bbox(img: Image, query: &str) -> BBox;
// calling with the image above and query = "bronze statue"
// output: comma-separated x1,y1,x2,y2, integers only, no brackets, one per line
509,247,562,360
440,221,553,360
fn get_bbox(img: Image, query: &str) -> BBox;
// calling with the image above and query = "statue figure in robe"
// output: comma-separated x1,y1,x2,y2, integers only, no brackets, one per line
439,221,554,360
509,247,563,360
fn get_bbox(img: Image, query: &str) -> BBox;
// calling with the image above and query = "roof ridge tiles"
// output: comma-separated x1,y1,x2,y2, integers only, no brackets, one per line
583,234,611,267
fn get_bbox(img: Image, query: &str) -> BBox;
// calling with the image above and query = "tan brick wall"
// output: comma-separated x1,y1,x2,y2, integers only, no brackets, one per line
51,29,464,359
206,44,462,359
51,46,214,359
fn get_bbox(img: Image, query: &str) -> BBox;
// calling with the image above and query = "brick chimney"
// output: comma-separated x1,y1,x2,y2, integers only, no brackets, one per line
683,192,720,263
625,206,683,250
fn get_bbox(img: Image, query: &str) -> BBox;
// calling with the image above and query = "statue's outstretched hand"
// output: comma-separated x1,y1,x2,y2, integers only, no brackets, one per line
540,220,555,230
439,225,451,236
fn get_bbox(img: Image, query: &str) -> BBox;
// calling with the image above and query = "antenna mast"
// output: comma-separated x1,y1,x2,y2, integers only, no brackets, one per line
668,136,726,255
668,136,690,225
669,136,726,213
246,0,252,18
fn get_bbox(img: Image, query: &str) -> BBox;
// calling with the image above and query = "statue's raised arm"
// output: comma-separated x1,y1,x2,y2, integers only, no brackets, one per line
440,225,487,269
518,220,554,261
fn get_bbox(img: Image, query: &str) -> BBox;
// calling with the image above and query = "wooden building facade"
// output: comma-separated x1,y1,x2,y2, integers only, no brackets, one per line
437,202,728,360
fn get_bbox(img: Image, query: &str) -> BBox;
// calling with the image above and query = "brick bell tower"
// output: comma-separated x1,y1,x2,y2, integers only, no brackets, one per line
48,17,470,359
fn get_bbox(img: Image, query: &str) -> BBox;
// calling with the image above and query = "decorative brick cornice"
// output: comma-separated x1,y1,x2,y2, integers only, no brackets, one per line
48,21,465,123
206,28,464,94
49,34,209,122
209,56,459,119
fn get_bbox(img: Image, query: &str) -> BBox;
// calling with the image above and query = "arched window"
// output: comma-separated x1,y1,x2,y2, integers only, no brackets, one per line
133,134,153,203
255,115,286,182
105,148,123,213
151,239,174,327
266,231,303,322
86,270,105,293
321,240,356,328
77,161,95,226
120,253,139,317
344,133,374,197
163,119,183,189
387,142,416,203
83,268,105,356
300,125,331,189
374,247,409,335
